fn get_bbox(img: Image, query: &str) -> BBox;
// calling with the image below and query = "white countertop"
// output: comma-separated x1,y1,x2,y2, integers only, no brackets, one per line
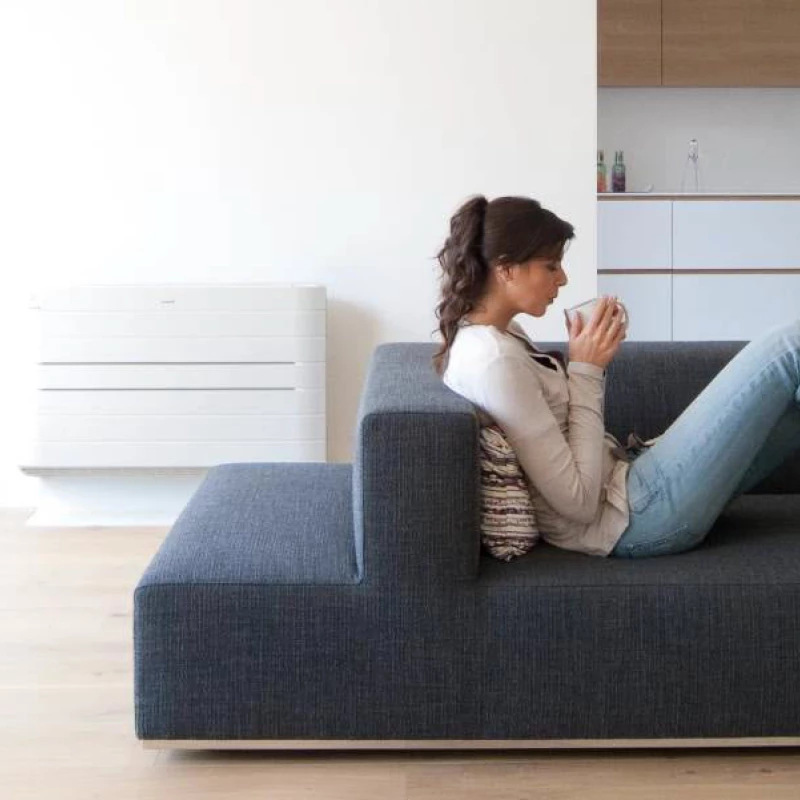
599,192,800,199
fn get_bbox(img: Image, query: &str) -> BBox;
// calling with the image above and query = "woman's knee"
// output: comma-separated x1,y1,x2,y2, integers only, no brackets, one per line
745,321,800,373
762,319,800,350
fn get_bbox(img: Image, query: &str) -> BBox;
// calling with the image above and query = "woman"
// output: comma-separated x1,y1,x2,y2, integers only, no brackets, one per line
434,194,800,558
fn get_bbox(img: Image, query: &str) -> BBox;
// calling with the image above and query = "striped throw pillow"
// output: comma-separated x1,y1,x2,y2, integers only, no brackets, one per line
479,424,540,561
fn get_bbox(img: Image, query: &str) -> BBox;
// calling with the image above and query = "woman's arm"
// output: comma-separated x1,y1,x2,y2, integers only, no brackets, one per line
477,355,607,524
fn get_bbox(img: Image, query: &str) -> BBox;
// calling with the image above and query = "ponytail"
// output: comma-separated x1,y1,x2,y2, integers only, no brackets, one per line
432,195,490,374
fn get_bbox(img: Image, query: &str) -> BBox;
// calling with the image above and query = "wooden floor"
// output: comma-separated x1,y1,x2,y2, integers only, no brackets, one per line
3,509,800,799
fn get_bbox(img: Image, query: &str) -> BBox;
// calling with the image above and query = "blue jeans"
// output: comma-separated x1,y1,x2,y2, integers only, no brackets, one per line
610,320,800,558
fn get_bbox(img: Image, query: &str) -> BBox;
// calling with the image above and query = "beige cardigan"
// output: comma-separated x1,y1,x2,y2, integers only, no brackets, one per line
443,319,633,557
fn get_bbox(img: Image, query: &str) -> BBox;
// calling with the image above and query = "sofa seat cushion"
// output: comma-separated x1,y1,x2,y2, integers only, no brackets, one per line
137,463,359,587
478,494,800,587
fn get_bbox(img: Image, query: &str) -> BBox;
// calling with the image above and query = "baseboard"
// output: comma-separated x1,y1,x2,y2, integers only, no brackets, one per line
142,737,800,750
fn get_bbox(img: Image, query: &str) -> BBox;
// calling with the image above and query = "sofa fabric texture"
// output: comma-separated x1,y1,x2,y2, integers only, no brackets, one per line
134,341,800,742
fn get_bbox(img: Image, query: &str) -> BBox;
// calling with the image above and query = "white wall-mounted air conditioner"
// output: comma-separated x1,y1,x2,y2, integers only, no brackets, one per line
20,283,326,525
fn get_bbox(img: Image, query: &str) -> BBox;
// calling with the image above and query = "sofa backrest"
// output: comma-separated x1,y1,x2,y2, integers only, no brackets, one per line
353,339,800,584
541,339,800,494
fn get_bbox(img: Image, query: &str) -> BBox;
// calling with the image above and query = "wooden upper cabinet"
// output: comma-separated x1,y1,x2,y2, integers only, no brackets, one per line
598,0,662,86
662,0,800,86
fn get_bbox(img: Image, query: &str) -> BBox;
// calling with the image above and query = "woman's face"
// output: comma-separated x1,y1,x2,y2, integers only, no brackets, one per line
503,253,569,318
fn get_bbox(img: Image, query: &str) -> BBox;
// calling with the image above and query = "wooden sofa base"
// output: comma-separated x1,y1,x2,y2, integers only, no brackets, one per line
142,737,800,750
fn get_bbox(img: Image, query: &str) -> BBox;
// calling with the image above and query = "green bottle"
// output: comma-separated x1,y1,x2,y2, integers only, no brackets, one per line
612,150,626,193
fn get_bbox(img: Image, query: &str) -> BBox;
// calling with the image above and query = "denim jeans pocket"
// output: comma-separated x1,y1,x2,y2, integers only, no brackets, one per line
626,458,663,515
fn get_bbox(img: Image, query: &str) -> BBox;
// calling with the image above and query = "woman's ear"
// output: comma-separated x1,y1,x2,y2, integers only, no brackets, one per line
495,262,515,284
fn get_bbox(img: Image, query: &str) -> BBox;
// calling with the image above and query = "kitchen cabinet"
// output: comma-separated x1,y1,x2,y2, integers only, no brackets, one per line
663,0,800,87
598,197,800,341
598,200,671,269
599,0,800,87
597,199,672,340
598,0,662,86
598,273,673,340
673,274,800,340
672,201,800,270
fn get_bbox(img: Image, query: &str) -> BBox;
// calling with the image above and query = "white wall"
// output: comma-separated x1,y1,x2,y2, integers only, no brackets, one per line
0,0,597,507
599,88,800,193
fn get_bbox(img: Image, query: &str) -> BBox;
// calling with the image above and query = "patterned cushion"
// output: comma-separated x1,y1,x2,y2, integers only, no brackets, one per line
479,424,540,561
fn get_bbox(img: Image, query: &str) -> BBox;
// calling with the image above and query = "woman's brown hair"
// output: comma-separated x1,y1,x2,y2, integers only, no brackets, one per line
432,195,575,374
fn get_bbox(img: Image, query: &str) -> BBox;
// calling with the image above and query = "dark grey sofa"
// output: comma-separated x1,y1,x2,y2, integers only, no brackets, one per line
134,341,800,748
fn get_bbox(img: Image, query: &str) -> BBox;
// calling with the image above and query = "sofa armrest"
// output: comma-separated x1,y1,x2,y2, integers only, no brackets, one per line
353,343,481,587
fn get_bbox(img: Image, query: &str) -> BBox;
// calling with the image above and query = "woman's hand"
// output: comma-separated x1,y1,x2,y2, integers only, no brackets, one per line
564,296,626,370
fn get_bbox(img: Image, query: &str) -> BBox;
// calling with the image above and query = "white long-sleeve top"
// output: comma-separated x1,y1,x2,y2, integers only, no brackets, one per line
443,318,631,557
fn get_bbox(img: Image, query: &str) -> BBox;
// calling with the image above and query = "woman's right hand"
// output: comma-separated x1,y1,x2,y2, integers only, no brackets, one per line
564,296,627,370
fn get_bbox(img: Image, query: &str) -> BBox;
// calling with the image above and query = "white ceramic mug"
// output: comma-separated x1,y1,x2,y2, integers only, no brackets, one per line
565,296,629,329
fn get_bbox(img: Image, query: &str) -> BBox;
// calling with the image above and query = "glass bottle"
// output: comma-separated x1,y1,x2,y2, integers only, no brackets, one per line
612,150,626,193
597,149,607,193
680,139,702,193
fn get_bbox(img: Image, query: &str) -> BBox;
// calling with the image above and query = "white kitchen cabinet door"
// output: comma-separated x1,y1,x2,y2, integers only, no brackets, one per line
673,274,800,341
673,201,800,270
598,201,671,270
598,273,672,340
